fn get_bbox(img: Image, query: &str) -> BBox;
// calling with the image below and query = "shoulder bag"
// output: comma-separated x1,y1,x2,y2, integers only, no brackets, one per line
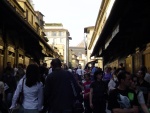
16,78,25,105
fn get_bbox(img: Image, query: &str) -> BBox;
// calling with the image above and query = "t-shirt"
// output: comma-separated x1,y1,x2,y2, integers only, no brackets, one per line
108,88,138,111
136,90,145,104
76,69,84,76
90,81,107,104
83,81,91,99
91,67,97,75
103,72,112,81
108,79,118,92
144,73,150,84
137,80,150,104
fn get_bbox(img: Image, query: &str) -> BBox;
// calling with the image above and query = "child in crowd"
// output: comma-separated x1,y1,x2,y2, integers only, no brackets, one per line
83,73,92,113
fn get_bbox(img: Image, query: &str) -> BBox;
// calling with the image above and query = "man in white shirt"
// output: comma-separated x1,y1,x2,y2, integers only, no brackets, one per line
76,65,84,81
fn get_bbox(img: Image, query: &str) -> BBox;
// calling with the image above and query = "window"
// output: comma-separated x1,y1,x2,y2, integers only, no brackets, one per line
56,38,60,44
31,15,33,24
59,32,64,36
59,32,61,36
49,38,53,44
61,32,64,36
60,38,63,43
26,10,28,21
52,32,57,36
54,38,57,44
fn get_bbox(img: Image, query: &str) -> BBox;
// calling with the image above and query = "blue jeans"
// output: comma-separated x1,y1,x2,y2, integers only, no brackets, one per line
49,109,72,113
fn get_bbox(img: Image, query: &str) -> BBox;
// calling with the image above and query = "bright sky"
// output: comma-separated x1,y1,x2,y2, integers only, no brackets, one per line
32,0,102,46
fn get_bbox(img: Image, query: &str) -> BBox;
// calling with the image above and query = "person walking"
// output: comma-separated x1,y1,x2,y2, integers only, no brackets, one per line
130,75,150,113
10,64,43,113
136,69,150,111
0,78,9,113
16,63,25,83
3,62,14,76
83,73,92,113
108,71,139,113
76,65,84,81
90,63,97,81
89,70,107,113
2,69,17,108
43,58,78,113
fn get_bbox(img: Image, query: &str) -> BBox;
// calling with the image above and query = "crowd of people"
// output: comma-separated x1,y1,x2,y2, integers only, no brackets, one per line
0,59,150,113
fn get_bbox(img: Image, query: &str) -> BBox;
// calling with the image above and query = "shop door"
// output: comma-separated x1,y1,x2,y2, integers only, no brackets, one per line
0,55,4,74
125,56,132,73
144,53,150,73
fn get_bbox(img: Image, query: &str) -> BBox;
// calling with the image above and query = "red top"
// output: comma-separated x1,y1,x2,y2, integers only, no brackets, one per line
83,81,92,99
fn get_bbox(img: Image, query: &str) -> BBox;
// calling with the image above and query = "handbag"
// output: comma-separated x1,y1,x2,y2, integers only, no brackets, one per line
16,78,25,104
70,80,84,113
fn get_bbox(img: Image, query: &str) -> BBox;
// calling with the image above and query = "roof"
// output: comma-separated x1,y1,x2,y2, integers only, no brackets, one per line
84,26,95,33
77,40,85,48
35,11,44,16
45,23,63,27
44,29,68,32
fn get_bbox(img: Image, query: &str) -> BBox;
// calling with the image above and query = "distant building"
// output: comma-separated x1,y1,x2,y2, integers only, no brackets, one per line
71,52,79,68
44,23,71,66
70,40,86,69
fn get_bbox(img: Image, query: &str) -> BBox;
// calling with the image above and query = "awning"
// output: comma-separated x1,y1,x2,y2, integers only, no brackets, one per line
91,0,150,64
91,0,128,57
0,0,55,64
0,0,54,57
